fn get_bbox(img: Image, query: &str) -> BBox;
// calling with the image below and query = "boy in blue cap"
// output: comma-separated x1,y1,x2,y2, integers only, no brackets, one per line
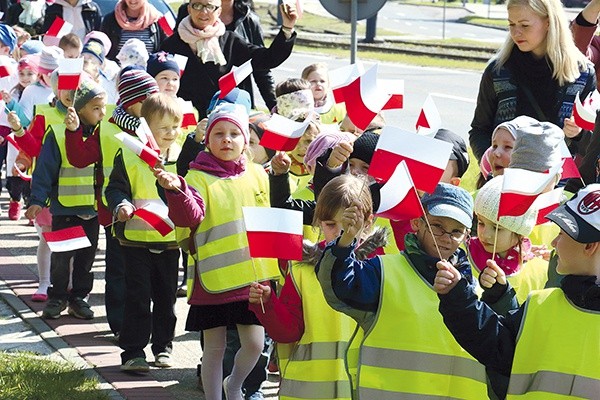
316,183,489,399
434,184,600,399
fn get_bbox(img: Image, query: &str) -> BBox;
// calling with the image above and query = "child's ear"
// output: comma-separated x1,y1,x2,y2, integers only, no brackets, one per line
409,218,421,232
584,241,600,256
450,177,461,187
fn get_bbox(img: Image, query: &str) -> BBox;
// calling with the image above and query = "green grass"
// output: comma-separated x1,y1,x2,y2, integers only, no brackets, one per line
459,15,508,28
0,352,109,400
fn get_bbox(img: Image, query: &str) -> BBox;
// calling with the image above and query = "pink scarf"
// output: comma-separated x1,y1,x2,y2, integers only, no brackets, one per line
189,151,246,178
178,16,226,65
468,237,535,276
114,0,161,31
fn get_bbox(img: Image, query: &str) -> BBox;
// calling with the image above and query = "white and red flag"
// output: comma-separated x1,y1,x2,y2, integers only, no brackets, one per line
133,202,174,236
368,126,453,193
42,226,91,252
259,113,310,151
44,17,73,46
218,59,253,99
558,140,580,180
181,101,198,129
4,134,20,151
532,187,564,225
573,92,597,131
498,164,562,218
57,58,84,90
158,13,176,37
13,163,31,181
115,132,161,168
379,78,404,110
136,117,161,154
0,57,12,78
337,64,403,130
415,94,441,137
375,161,424,221
329,62,364,103
242,207,303,261
173,54,188,76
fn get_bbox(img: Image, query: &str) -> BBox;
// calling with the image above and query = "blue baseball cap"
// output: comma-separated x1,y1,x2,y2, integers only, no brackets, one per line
207,88,251,115
421,183,474,228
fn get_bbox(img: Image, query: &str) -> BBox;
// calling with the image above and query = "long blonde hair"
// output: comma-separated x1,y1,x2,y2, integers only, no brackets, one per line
494,0,588,86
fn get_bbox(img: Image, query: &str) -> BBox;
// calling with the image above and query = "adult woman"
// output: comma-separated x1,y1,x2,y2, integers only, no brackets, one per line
469,0,596,163
41,0,101,40
176,0,277,110
161,0,297,118
101,0,169,62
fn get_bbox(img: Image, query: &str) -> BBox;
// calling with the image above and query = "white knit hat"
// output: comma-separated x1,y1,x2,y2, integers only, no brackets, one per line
474,175,538,236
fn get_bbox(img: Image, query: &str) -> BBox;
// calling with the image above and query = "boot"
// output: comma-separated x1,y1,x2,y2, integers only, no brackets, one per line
8,200,22,221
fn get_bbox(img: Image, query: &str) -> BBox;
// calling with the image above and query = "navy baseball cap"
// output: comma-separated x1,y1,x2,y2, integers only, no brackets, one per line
546,184,600,243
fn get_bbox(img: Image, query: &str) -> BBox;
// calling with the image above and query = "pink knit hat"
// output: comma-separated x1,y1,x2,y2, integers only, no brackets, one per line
480,146,493,179
304,130,355,172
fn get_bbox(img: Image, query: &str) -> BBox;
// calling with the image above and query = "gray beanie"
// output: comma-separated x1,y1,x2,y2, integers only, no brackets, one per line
475,175,538,236
503,116,563,172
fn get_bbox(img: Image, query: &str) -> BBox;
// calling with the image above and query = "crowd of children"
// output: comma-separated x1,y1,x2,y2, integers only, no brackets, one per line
0,0,599,398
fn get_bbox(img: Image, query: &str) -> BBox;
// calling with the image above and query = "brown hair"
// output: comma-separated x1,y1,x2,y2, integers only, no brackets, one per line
141,93,183,124
275,78,311,97
301,62,328,80
59,33,82,51
313,174,372,226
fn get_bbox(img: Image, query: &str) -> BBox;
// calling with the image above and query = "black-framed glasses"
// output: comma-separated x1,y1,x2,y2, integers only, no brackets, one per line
422,218,468,241
189,2,220,12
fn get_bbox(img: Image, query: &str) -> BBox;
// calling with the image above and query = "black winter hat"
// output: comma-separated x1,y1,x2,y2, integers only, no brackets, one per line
350,131,379,165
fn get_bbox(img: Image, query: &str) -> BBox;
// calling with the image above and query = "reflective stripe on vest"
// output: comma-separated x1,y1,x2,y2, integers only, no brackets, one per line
278,263,357,400
507,288,600,399
357,254,488,399
54,126,95,207
99,120,124,208
120,149,176,243
185,164,279,293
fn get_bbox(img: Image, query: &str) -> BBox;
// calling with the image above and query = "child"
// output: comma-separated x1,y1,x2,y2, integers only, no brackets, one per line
301,62,346,125
434,184,600,399
81,40,118,104
24,77,107,320
316,183,488,399
248,112,275,168
105,93,182,372
116,38,149,69
249,174,386,400
83,30,120,82
155,103,280,400
470,176,548,304
58,33,83,59
0,24,18,198
110,67,159,134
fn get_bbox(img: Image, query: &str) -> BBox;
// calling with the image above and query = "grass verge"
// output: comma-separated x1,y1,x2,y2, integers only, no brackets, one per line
458,15,508,28
0,352,109,400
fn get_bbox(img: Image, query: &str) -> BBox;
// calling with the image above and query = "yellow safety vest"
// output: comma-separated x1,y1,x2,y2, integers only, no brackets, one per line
357,254,488,399
119,149,177,244
53,125,96,208
99,120,126,208
508,288,600,399
186,162,280,293
278,262,359,400
291,180,320,244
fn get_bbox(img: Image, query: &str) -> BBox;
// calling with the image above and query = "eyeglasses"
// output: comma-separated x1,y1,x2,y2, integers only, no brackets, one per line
422,218,468,241
189,2,220,12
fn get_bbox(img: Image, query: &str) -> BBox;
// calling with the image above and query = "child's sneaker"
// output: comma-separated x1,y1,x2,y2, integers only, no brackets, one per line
68,298,94,320
8,200,22,221
121,357,149,373
42,299,67,319
154,352,174,368
32,293,48,302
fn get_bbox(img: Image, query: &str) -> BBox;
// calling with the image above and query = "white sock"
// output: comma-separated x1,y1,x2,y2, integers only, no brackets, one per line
227,325,265,395
201,326,227,400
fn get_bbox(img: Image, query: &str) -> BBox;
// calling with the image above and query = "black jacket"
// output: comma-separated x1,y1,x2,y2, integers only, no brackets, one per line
161,28,295,118
100,11,168,61
41,2,102,37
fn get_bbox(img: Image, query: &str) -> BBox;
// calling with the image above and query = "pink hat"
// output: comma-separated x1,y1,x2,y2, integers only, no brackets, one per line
18,54,40,74
83,31,111,55
480,146,493,179
304,130,355,171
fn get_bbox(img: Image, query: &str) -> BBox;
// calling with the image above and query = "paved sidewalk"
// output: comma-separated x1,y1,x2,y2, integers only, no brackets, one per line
0,191,279,399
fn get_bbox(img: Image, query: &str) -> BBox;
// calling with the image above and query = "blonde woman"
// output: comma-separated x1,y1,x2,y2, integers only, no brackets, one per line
469,0,595,162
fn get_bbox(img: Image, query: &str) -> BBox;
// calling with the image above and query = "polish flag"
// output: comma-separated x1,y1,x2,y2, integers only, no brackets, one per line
573,92,596,131
173,54,188,76
368,126,453,193
329,62,364,103
0,60,11,78
133,202,174,236
532,187,564,225
337,64,402,130
375,161,424,221
158,13,176,37
558,140,580,180
137,117,161,154
218,59,253,99
46,17,73,37
380,78,404,110
259,113,310,151
242,207,303,261
42,226,91,253
5,134,20,151
416,94,441,137
181,101,198,129
115,132,161,168
13,163,31,181
498,164,562,218
57,58,84,90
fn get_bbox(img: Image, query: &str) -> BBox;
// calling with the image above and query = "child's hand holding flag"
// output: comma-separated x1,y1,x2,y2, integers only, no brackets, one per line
65,107,79,131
